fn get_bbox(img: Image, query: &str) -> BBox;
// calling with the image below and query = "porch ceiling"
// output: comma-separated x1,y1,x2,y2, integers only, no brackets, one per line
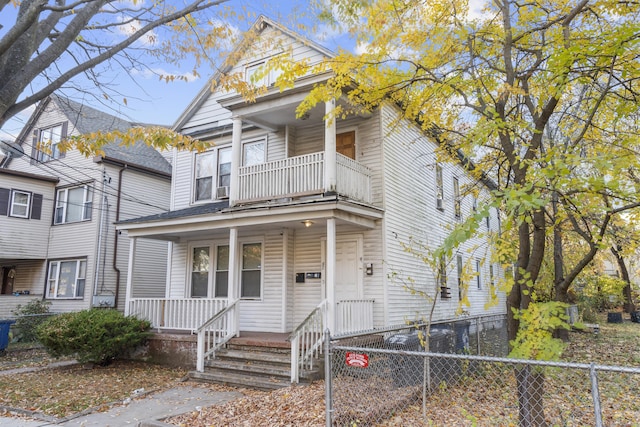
119,198,383,242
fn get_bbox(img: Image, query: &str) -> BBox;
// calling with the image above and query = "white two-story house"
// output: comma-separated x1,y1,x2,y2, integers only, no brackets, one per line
117,16,506,378
0,95,171,318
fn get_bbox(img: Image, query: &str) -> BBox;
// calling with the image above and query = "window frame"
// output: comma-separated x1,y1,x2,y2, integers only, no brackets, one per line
240,241,263,300
476,259,482,289
435,163,444,211
46,258,86,299
453,177,461,219
242,138,266,167
193,145,234,202
188,241,230,299
9,190,31,218
456,254,463,301
54,184,93,225
35,123,66,162
245,57,283,88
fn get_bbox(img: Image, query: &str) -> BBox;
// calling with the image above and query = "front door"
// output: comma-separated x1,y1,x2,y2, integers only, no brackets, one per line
336,131,356,160
335,239,360,302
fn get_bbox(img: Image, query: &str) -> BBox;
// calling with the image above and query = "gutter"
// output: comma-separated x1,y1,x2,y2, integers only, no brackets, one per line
113,165,126,309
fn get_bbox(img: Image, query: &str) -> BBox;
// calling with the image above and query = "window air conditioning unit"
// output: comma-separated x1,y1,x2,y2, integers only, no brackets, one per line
216,186,230,199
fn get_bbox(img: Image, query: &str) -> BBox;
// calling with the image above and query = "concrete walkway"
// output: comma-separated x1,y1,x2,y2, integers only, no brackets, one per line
0,385,242,427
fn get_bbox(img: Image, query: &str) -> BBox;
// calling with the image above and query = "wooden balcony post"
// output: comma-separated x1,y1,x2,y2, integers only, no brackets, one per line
229,117,242,206
124,237,136,317
228,227,240,336
324,99,337,194
326,218,336,333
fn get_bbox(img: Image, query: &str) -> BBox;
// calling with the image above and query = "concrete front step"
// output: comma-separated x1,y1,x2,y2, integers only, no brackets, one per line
188,341,323,390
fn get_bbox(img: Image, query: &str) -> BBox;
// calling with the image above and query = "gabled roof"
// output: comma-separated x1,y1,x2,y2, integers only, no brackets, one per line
7,95,171,176
172,15,335,132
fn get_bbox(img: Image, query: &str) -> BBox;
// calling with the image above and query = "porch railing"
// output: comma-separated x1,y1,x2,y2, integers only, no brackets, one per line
128,298,227,331
336,299,375,335
238,152,371,203
196,299,239,372
289,299,328,383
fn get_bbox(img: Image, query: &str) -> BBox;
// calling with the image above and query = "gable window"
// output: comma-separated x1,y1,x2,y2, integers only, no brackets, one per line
189,244,229,298
46,259,86,299
35,123,67,162
195,147,232,201
435,163,444,210
10,190,31,218
241,242,262,299
453,177,461,219
55,185,93,224
245,58,283,88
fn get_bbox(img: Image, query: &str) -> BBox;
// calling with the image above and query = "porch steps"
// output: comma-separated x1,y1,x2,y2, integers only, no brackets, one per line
188,337,323,390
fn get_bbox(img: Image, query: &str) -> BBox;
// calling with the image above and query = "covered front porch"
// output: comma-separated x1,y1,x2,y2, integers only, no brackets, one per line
120,199,383,381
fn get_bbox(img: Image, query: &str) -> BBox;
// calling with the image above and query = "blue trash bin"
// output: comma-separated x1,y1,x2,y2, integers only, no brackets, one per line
0,319,15,352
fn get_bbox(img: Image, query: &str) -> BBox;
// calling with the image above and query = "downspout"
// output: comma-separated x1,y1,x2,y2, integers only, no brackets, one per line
93,169,109,305
113,165,126,309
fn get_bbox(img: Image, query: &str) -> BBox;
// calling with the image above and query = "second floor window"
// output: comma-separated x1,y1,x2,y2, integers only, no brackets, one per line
55,185,93,224
35,123,67,162
10,190,31,218
435,163,444,210
453,177,461,219
195,147,232,201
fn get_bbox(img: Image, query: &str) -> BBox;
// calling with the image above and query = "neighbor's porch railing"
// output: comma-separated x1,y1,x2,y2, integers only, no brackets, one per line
336,299,375,335
289,299,328,383
238,152,371,203
196,299,239,372
128,298,228,331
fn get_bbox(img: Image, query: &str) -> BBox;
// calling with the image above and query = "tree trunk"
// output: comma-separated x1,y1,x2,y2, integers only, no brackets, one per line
611,246,636,313
516,365,547,427
552,191,569,341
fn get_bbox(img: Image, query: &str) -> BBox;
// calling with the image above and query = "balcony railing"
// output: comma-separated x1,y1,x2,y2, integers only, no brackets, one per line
128,298,228,331
238,152,371,203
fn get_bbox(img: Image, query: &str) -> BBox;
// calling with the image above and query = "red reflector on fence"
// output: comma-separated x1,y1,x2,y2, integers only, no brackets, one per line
345,352,369,368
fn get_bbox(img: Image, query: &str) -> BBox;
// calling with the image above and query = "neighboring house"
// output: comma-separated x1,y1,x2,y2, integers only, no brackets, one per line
117,16,506,377
0,96,171,319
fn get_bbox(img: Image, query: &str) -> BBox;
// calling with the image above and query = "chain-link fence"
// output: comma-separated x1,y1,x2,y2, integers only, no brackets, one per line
325,319,640,426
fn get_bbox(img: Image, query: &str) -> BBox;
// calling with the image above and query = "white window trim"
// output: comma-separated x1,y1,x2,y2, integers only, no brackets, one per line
54,184,93,225
9,190,31,218
187,240,229,298
187,238,264,300
37,123,64,162
46,258,86,299
242,137,267,167
245,56,284,88
193,145,233,203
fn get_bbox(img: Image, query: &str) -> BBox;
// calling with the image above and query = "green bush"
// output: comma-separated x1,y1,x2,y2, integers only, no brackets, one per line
11,299,52,343
36,309,151,365
576,274,627,319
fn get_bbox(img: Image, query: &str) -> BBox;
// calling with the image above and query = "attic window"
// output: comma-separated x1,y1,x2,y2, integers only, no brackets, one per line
245,57,283,88
34,122,67,162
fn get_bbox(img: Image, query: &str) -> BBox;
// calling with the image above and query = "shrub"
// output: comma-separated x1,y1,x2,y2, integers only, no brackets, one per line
36,309,151,365
11,299,52,343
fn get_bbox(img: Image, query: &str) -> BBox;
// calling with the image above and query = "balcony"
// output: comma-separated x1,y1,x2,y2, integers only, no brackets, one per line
238,152,371,204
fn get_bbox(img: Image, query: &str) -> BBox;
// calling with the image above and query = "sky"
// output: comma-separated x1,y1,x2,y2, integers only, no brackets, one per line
0,0,487,142
0,0,355,141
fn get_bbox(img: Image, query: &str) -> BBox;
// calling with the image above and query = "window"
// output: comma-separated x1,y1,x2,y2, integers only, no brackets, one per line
439,254,450,298
472,196,478,212
0,188,42,220
490,264,495,288
194,147,232,201
435,163,444,210
241,243,262,299
453,177,461,219
476,259,482,289
245,58,282,87
46,259,86,299
10,190,31,218
189,244,229,298
243,140,265,166
457,255,463,301
35,123,66,162
486,208,491,229
55,185,92,224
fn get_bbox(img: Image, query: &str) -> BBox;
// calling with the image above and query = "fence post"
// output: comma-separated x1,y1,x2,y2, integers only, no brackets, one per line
324,329,332,427
476,316,481,355
590,363,603,427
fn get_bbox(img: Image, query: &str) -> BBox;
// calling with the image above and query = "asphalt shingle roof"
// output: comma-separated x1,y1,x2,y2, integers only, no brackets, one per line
117,200,229,224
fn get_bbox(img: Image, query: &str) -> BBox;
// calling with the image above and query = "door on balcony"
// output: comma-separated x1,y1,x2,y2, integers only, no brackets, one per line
336,131,356,160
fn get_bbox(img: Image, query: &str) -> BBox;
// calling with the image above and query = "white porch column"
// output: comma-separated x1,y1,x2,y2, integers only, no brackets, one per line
326,218,336,333
228,227,240,335
124,237,137,316
324,99,337,194
229,117,243,206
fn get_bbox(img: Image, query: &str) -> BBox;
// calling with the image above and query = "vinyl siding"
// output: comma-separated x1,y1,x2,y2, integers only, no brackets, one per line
380,104,505,325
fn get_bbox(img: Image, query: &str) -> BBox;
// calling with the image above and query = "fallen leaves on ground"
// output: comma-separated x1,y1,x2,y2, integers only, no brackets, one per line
0,359,187,418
